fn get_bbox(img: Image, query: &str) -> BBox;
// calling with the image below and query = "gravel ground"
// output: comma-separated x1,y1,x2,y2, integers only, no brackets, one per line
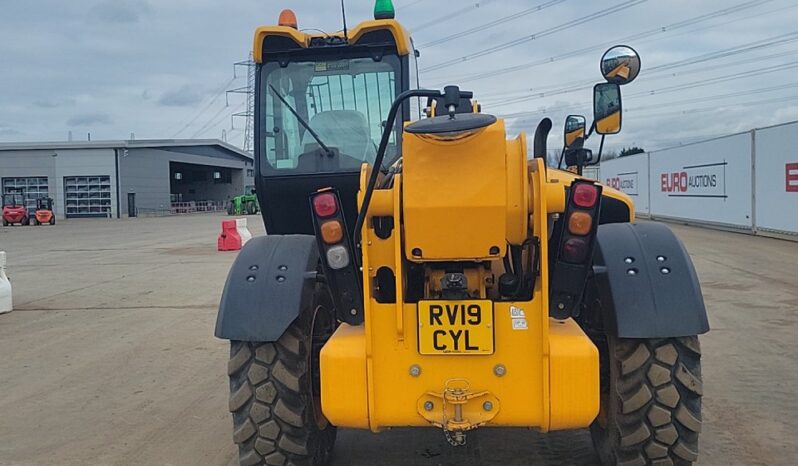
0,215,795,465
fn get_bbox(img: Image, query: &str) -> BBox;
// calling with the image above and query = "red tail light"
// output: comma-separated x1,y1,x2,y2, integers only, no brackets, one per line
562,238,588,263
573,183,598,208
312,192,338,217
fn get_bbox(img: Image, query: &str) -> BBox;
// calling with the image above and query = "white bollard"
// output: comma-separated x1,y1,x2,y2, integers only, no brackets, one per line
235,218,252,246
0,251,12,314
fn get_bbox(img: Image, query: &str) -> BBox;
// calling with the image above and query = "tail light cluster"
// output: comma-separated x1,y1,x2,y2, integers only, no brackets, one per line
550,180,602,319
310,189,363,324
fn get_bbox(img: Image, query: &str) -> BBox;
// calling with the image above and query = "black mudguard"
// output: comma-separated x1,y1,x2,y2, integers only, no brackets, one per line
215,235,319,341
592,222,710,338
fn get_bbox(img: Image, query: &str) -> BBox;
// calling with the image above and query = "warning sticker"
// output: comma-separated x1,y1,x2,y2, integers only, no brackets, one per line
510,306,526,318
314,61,350,73
512,318,528,330
510,306,528,330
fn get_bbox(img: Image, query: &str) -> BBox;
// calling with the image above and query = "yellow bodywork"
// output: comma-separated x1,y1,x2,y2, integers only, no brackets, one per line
565,127,585,147
402,121,519,261
596,111,621,134
607,63,631,80
252,19,412,63
319,115,627,432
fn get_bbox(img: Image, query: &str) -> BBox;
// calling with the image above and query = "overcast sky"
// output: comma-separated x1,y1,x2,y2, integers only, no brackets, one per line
2,0,798,156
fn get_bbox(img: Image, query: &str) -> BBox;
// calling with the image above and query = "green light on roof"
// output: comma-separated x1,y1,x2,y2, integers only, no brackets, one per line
374,0,395,19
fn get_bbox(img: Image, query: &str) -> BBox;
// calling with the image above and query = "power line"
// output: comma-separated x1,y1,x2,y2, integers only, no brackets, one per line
417,0,566,48
420,0,649,73
481,45,798,106
627,60,798,98
170,77,237,138
629,92,798,120
398,0,426,10
408,1,495,34
500,92,798,153
646,31,798,73
430,0,778,85
191,101,244,139
496,62,798,121
481,31,798,106
627,82,798,114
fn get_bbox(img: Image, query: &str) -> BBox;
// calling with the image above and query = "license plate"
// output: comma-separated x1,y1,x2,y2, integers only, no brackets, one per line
417,300,494,355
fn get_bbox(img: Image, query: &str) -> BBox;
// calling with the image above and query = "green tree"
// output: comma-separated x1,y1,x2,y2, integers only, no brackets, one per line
619,146,645,157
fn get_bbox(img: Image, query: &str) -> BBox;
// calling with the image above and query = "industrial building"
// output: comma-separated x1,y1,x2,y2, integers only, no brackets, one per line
0,139,254,219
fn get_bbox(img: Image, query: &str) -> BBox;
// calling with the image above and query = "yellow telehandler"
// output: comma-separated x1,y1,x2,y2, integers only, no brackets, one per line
216,4,708,465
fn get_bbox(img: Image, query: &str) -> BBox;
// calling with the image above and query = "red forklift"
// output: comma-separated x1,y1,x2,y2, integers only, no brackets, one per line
32,197,55,225
2,191,29,226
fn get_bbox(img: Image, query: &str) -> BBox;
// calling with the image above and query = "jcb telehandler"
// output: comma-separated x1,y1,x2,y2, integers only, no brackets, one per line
216,4,709,465
228,190,260,216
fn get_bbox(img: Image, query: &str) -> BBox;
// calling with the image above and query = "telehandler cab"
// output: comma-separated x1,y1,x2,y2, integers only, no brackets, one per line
216,4,708,465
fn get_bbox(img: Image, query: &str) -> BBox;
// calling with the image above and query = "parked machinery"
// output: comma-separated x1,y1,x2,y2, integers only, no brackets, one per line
227,191,260,216
2,192,29,226
32,197,55,226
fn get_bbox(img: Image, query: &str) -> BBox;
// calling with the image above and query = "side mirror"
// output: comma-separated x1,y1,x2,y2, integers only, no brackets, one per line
564,115,586,148
593,82,622,135
600,45,641,85
565,147,593,168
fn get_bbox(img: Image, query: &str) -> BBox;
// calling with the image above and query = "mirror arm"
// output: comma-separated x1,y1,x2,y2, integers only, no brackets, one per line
586,120,595,140
595,134,606,166
557,146,566,169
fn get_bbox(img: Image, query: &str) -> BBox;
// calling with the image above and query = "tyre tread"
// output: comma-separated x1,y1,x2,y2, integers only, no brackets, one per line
591,336,703,465
227,303,336,466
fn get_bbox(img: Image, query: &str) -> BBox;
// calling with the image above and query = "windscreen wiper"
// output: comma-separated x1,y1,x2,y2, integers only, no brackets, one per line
268,84,333,156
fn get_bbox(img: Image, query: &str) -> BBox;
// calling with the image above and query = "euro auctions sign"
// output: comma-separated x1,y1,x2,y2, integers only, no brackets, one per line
606,171,639,196
787,163,798,192
648,132,752,228
599,155,650,214
660,162,727,198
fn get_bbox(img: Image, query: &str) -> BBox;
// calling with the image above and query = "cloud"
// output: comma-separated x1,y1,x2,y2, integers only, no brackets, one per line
67,113,113,126
157,85,204,107
89,0,153,24
1,0,797,149
33,97,77,108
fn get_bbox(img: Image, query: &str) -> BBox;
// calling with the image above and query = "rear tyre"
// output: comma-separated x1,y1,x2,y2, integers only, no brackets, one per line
2,219,7,226
33,218,40,226
49,217,56,225
227,288,337,466
590,336,703,466
246,201,257,215
227,202,235,216
22,217,29,226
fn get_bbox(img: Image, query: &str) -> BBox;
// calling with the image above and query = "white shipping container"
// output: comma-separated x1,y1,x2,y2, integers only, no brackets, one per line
599,154,650,216
648,132,753,229
753,121,798,235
